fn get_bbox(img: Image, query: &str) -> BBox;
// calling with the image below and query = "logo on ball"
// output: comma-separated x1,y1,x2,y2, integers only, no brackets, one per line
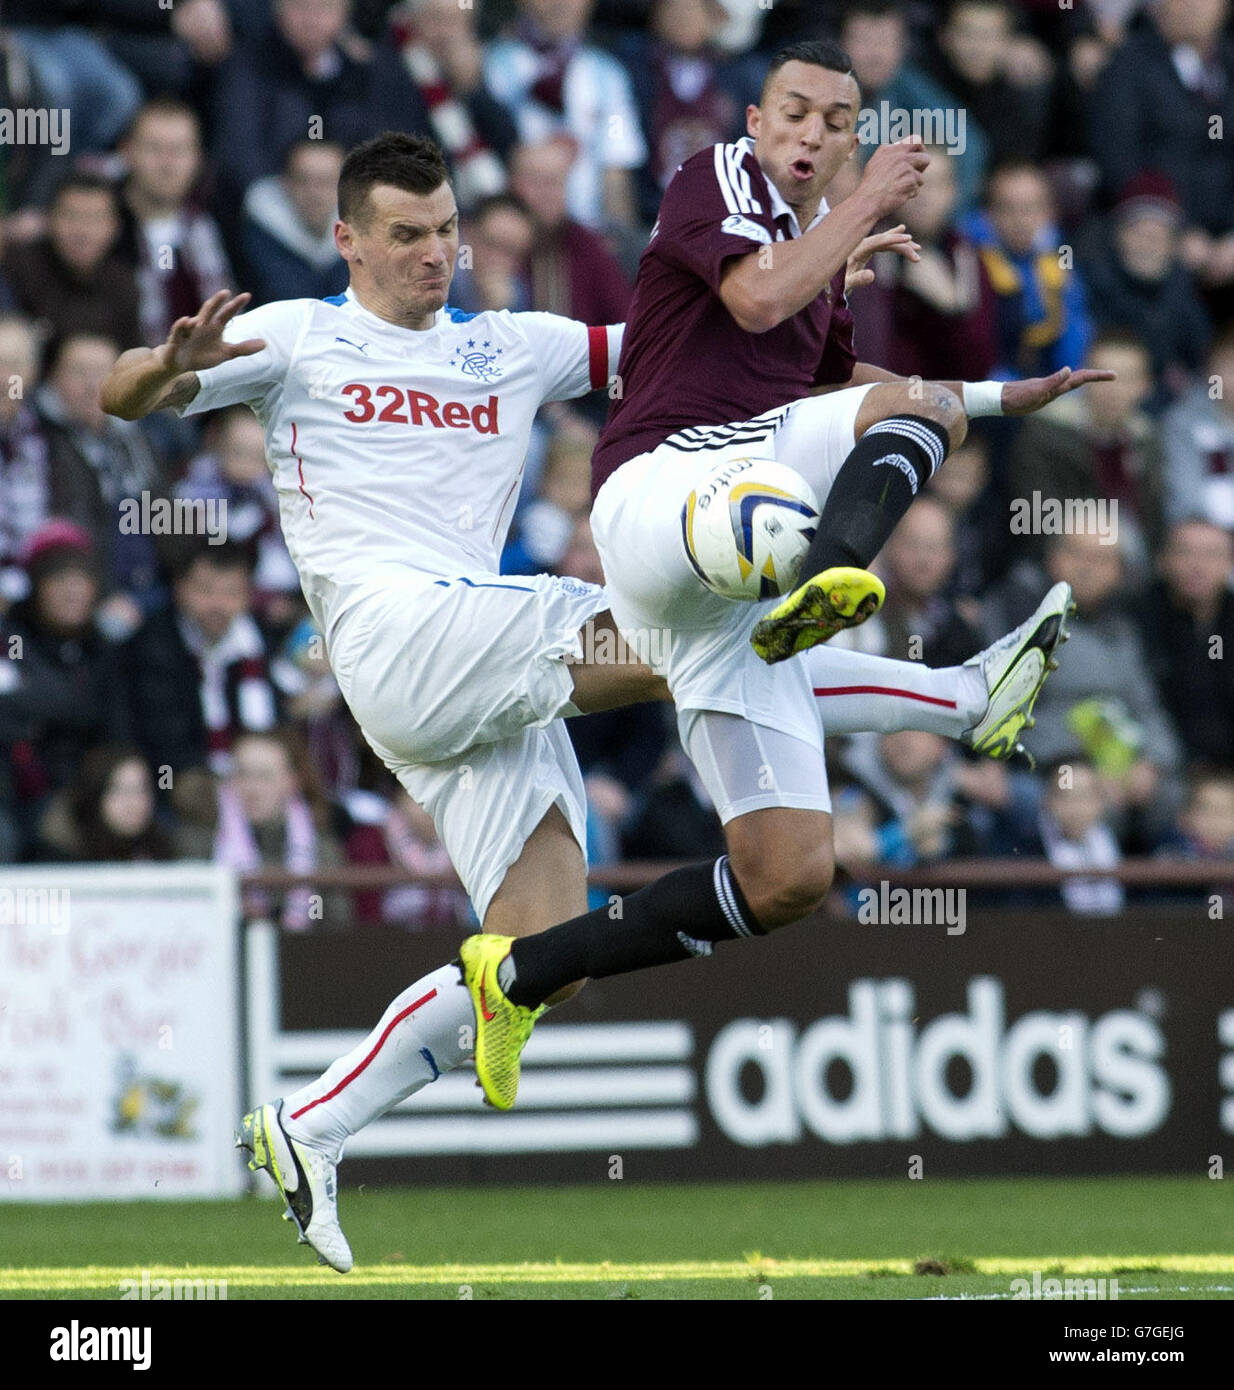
682,457,819,601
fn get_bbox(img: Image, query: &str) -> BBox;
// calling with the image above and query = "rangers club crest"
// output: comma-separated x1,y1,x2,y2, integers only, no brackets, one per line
450,337,504,383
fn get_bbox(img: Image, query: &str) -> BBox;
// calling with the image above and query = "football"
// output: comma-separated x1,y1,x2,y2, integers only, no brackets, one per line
681,456,820,601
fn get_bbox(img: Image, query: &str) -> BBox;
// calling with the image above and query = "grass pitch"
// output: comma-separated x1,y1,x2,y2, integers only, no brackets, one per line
2,1175,1231,1300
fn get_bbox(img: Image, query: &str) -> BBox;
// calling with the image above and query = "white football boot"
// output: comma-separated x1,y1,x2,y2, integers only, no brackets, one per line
961,581,1076,768
236,1101,353,1273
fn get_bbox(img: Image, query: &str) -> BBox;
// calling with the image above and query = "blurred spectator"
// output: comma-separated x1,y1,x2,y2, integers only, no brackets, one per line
2,173,142,350
926,0,1053,166
508,138,633,323
390,0,516,207
242,139,349,305
962,161,1093,377
210,0,432,205
175,406,300,622
621,744,724,860
116,97,232,346
1089,0,1234,305
614,0,744,227
1162,329,1234,530
1158,766,1234,862
0,522,126,859
0,30,66,211
450,192,535,315
120,541,281,808
1033,758,1125,914
505,421,596,571
925,431,1008,597
985,530,1183,844
1082,172,1211,407
866,496,986,667
4,5,142,154
1141,518,1234,767
178,727,352,931
854,144,997,381
841,729,986,864
270,614,362,799
485,0,648,231
374,789,470,928
1007,329,1165,579
0,316,52,606
840,0,988,214
33,744,174,863
38,332,165,633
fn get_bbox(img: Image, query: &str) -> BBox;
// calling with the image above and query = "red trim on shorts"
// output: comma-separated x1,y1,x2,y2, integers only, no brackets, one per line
288,988,438,1119
813,684,957,709
587,325,609,390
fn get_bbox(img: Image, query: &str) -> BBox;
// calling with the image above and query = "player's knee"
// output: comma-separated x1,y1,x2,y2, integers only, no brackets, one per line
916,384,967,452
731,843,834,929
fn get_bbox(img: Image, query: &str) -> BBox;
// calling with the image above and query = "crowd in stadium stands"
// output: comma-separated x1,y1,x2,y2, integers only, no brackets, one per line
1,0,1233,926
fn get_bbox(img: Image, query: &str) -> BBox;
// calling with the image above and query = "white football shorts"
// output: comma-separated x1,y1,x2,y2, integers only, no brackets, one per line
590,386,877,822
326,568,608,920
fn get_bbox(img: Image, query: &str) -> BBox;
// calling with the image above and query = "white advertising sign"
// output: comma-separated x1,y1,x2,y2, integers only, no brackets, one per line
0,864,242,1200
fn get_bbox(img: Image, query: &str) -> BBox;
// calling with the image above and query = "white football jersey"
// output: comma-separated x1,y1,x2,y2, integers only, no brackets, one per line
179,289,621,635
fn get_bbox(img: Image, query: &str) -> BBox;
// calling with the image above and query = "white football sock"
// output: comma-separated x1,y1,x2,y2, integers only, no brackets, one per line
281,962,474,1159
800,645,987,738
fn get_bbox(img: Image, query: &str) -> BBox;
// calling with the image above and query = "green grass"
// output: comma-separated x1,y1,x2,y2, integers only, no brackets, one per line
2,1176,1231,1300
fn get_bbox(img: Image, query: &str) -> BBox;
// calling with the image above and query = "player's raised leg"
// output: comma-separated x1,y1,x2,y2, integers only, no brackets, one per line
460,710,838,1109
751,380,965,662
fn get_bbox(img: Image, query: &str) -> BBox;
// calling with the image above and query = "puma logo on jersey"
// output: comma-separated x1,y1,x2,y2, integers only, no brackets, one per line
335,337,370,354
340,383,499,433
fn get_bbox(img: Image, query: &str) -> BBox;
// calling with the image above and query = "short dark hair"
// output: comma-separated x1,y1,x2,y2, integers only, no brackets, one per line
761,40,856,101
50,171,118,210
171,537,254,582
841,0,905,28
283,136,345,174
337,132,450,225
125,95,200,141
471,191,533,224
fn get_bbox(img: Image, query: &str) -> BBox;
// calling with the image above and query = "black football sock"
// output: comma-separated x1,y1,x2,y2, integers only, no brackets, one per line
798,415,950,581
498,856,763,1008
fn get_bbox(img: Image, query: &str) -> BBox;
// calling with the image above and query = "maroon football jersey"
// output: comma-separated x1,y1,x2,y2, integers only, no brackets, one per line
592,137,856,495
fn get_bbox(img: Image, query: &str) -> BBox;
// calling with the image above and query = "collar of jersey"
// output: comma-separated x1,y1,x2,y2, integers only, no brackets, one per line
735,135,829,238
335,286,452,334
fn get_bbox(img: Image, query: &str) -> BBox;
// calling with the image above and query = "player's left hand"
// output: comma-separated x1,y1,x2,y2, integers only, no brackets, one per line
845,226,920,295
1000,366,1116,415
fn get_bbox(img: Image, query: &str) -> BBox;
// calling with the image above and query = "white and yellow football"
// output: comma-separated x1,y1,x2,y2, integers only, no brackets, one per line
681,456,819,601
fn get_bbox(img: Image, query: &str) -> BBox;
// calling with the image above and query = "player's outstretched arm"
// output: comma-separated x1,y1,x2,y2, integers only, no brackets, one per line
101,289,266,420
997,366,1117,415
720,139,929,334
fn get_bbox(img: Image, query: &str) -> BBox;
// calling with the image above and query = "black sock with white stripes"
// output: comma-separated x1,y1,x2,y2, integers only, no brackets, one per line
798,415,950,581
498,857,764,1009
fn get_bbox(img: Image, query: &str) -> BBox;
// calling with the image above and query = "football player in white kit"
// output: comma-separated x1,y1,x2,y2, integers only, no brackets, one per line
102,131,1080,1272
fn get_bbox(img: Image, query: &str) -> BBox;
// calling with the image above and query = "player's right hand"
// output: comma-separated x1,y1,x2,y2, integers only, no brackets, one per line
859,138,929,219
163,289,266,373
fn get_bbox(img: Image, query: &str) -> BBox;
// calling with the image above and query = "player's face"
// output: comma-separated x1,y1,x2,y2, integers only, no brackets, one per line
749,61,860,217
337,181,460,327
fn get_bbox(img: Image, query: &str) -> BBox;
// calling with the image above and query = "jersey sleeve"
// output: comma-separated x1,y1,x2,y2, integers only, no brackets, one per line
174,300,306,416
814,278,857,386
519,313,624,402
650,147,777,293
